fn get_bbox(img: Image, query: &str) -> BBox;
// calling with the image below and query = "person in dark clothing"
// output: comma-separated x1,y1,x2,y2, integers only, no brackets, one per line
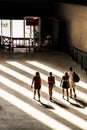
60,71,70,101
31,72,42,102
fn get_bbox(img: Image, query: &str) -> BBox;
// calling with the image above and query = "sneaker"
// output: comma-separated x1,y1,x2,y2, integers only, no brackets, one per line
50,97,52,100
74,94,76,98
70,95,72,98
38,99,40,102
33,97,35,100
67,98,69,101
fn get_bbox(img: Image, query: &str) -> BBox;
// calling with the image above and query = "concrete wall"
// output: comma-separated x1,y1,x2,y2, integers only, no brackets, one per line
54,3,87,52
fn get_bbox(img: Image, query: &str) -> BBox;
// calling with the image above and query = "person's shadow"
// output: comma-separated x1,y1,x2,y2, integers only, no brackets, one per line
69,98,86,108
49,99,69,109
75,98,87,108
40,101,55,109
35,99,54,109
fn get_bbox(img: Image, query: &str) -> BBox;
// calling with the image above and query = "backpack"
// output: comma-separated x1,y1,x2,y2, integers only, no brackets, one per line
73,71,80,82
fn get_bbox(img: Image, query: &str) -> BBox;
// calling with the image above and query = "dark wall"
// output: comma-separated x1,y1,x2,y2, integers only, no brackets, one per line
58,20,68,51
54,3,87,52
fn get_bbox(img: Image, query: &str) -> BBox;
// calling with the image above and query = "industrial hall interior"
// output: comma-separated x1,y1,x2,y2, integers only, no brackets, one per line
0,0,87,129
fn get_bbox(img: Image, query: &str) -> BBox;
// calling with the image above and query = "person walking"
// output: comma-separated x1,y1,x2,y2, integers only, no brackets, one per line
31,72,42,102
60,71,69,101
48,72,55,101
68,67,76,98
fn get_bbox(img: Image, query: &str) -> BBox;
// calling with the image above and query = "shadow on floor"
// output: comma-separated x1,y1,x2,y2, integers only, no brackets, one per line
50,100,69,109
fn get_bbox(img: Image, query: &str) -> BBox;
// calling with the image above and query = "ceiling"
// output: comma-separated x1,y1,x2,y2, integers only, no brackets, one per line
0,0,87,19
0,0,87,4
0,0,87,6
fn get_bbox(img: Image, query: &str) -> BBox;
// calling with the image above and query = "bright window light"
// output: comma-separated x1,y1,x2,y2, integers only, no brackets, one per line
0,60,87,130
77,80,87,90
26,61,63,77
0,75,33,98
0,76,87,128
41,97,87,130
26,61,87,90
0,64,31,85
6,61,87,102
0,75,87,130
6,61,87,115
0,89,71,130
2,20,10,37
6,61,60,87
12,20,24,38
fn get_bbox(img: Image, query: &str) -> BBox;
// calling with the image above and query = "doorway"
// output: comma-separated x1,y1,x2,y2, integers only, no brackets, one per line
0,17,41,52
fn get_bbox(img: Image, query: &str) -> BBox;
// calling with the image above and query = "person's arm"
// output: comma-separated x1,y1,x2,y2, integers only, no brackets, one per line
53,77,55,84
52,77,55,87
40,78,42,86
31,78,34,89
48,77,49,84
60,76,63,87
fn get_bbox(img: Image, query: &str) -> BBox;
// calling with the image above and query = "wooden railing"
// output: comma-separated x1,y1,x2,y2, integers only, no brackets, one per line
1,36,39,51
68,45,87,74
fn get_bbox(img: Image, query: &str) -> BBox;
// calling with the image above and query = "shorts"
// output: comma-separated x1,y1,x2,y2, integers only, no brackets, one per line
34,86,41,90
48,84,53,87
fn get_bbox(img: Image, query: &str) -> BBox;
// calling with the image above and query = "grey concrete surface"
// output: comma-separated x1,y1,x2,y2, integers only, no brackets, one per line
0,50,87,130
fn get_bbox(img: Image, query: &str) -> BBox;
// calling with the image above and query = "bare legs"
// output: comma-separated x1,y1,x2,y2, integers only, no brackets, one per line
70,82,76,98
62,88,69,101
34,89,40,101
49,87,53,100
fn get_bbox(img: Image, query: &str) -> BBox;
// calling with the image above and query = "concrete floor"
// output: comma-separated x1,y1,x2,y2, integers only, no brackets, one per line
0,50,87,130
